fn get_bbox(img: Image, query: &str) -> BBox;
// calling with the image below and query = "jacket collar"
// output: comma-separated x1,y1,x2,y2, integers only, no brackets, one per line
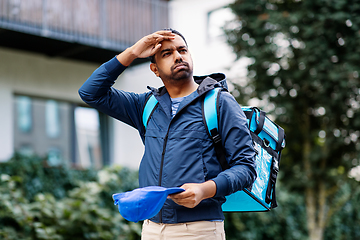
147,72,228,98
194,73,227,96
146,73,227,119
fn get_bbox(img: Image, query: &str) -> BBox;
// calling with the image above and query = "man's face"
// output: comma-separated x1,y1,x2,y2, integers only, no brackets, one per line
151,34,193,82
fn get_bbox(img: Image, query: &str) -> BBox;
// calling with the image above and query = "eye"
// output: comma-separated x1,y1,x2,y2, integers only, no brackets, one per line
180,49,187,53
162,52,171,57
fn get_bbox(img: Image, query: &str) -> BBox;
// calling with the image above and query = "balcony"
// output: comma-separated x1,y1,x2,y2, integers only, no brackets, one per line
0,0,169,64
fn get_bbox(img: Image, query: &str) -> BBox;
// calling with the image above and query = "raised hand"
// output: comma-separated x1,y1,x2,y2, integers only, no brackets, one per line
117,31,175,66
131,30,175,59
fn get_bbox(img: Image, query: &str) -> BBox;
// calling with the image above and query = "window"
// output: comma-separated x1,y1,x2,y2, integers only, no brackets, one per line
74,106,102,169
16,96,32,133
13,95,109,169
46,100,61,138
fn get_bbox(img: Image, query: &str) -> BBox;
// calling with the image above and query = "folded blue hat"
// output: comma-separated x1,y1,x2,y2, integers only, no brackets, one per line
112,186,184,222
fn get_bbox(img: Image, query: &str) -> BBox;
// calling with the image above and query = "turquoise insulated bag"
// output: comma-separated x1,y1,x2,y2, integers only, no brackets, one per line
143,88,285,212
204,88,285,212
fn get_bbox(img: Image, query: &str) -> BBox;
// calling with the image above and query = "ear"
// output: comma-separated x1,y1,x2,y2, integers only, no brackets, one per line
150,63,160,77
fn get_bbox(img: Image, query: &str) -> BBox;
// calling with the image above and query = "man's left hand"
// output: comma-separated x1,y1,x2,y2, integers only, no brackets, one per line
168,180,217,208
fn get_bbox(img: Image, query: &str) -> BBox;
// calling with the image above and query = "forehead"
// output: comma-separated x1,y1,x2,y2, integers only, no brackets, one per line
159,34,187,51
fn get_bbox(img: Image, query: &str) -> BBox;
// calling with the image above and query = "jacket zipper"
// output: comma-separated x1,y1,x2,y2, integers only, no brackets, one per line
158,132,169,223
159,133,169,186
156,91,208,223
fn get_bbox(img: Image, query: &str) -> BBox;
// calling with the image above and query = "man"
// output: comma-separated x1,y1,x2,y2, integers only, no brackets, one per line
79,29,256,240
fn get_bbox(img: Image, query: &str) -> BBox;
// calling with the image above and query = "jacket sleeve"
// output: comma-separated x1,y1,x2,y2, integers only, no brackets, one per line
78,57,148,133
211,91,257,197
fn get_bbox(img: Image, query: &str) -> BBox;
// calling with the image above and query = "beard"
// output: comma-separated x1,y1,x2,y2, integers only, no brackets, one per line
159,61,193,82
171,62,193,80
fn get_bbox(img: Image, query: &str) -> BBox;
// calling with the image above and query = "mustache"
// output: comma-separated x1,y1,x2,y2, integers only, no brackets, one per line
171,61,189,71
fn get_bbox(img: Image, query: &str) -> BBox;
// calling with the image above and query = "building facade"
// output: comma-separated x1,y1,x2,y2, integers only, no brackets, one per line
0,0,169,168
0,0,239,169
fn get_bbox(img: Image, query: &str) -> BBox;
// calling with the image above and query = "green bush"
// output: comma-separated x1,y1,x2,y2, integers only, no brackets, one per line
0,154,141,240
2,154,359,240
0,153,98,201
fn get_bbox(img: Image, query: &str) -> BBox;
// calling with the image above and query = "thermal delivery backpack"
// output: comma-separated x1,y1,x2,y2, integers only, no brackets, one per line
143,87,286,212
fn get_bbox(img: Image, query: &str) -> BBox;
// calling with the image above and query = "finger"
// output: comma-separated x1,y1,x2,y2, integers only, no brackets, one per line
154,35,175,43
155,30,176,36
153,32,175,41
150,43,162,55
152,31,175,38
168,195,189,205
169,191,194,201
146,35,173,48
171,197,197,208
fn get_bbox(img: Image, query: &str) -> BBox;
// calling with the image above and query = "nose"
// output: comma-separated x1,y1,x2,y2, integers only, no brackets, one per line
174,50,183,63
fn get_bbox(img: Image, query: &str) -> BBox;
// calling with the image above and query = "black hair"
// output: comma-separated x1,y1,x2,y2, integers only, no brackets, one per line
149,28,188,63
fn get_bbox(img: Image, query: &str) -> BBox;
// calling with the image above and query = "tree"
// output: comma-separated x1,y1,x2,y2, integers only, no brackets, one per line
224,0,360,239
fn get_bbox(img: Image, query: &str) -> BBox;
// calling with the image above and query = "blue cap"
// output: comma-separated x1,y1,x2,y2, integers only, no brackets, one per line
112,186,185,222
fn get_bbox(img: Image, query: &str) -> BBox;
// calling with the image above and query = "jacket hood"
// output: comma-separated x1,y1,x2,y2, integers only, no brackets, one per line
194,73,228,95
148,73,228,97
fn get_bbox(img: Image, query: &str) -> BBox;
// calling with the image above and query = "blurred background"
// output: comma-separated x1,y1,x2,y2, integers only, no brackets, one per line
0,0,359,239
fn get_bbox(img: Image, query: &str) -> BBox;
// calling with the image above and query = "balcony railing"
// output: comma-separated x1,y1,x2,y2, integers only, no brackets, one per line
0,0,169,52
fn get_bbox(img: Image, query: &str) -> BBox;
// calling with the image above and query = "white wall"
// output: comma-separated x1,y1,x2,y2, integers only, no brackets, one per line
0,46,160,168
111,63,162,169
0,0,246,168
0,86,13,161
109,0,248,169
0,47,96,103
169,0,237,77
0,47,96,162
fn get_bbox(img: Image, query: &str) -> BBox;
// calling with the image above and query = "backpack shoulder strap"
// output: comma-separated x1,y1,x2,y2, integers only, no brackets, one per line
203,88,230,170
142,94,158,129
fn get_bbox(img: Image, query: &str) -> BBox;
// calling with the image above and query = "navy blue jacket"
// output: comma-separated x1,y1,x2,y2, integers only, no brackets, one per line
79,57,256,223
